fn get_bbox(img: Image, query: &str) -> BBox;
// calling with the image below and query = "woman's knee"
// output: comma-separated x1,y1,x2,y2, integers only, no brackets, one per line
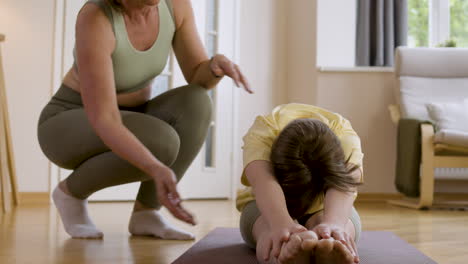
122,113,180,166
38,123,78,169
175,84,213,123
147,84,213,128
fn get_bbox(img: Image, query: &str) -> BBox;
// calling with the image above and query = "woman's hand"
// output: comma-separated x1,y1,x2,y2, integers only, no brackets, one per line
151,165,196,225
259,222,307,261
209,54,253,94
312,223,359,263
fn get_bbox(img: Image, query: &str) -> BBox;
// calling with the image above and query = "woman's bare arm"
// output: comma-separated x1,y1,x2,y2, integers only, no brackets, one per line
75,4,193,223
171,0,251,92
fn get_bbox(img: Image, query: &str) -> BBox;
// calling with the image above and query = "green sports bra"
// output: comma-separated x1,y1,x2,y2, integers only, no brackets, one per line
73,0,176,94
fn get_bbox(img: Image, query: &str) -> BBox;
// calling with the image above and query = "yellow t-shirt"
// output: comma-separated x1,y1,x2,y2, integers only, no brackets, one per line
235,103,364,215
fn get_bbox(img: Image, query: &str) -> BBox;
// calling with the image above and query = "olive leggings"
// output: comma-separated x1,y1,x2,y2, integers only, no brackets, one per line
37,84,212,208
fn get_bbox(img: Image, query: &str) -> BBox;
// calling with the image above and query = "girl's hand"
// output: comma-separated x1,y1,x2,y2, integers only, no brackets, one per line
209,54,253,94
260,222,307,261
312,223,359,263
152,165,196,225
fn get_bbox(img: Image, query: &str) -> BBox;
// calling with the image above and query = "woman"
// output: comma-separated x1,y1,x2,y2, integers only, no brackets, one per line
236,103,363,264
37,0,251,239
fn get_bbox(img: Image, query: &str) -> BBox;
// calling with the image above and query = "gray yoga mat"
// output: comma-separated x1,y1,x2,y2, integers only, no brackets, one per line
172,228,437,264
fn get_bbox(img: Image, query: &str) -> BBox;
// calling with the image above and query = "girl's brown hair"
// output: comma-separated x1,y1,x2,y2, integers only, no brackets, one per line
270,118,361,219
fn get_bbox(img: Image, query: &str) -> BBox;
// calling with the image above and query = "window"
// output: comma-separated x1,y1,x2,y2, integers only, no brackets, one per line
450,0,468,47
152,0,218,169
408,0,468,47
408,0,429,47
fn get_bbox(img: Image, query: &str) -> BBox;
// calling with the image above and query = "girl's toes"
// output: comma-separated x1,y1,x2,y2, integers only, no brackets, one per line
334,240,355,264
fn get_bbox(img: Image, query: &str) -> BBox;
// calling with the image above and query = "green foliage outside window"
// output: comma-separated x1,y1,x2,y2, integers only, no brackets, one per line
408,0,468,47
450,0,468,47
408,0,429,47
436,39,457,47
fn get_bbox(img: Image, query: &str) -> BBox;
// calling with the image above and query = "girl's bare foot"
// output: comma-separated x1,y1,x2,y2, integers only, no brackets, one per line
314,238,355,264
278,231,318,264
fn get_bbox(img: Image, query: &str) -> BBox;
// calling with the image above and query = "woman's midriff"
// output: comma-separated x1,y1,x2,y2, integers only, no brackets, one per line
62,67,153,107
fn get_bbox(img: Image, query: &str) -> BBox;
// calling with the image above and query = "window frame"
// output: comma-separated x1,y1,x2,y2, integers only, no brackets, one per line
429,0,451,47
203,0,218,170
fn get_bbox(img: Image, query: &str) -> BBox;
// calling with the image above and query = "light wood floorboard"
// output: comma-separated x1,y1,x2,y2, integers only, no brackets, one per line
1,200,468,264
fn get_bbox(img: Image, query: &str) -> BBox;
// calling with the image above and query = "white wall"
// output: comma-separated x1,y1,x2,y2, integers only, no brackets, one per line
316,72,398,193
238,0,286,122
286,0,318,104
0,1,55,192
317,0,356,67
233,0,288,189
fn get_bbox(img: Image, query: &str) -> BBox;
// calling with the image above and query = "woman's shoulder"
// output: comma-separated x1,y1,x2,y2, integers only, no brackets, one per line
76,1,115,37
170,0,195,29
77,1,113,25
75,1,116,55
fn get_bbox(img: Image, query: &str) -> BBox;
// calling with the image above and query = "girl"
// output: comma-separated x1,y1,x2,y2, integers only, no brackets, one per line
237,103,363,264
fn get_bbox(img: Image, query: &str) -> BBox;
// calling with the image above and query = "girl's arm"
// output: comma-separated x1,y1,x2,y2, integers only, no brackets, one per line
245,160,306,260
314,166,362,263
322,167,362,225
322,189,356,227
246,160,294,228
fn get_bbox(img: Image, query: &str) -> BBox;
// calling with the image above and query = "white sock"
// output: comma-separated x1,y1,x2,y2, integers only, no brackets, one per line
52,185,103,239
129,210,195,240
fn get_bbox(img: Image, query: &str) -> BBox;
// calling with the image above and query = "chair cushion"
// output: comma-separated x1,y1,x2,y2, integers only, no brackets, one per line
427,99,468,132
399,77,468,120
434,129,468,148
425,100,468,147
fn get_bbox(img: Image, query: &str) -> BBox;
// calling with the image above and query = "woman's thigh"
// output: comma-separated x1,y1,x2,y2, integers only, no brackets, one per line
38,108,180,170
144,84,212,127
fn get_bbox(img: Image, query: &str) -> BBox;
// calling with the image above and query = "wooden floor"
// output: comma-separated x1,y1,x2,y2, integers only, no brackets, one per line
1,200,468,264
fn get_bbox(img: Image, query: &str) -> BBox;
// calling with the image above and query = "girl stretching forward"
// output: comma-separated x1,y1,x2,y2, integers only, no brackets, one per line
237,103,364,264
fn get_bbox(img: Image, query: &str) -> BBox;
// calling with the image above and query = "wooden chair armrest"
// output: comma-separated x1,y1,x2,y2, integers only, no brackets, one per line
421,123,435,160
421,123,435,138
388,104,401,125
